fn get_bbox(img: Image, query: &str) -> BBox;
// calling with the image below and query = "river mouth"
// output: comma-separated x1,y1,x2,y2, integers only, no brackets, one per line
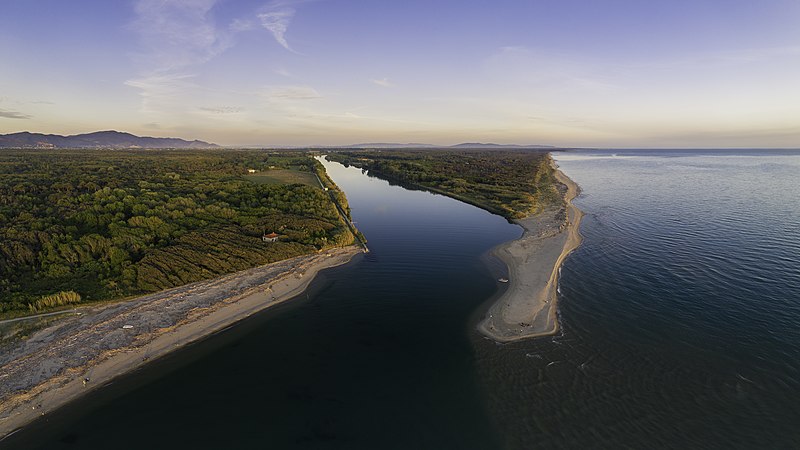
9,151,800,449
7,157,520,449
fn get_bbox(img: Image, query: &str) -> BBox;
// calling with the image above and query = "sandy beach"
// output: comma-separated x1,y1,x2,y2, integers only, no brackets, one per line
0,246,361,439
478,158,583,342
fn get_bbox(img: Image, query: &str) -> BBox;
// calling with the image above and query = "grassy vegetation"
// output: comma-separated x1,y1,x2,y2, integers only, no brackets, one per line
326,150,563,220
245,169,320,187
28,291,81,313
0,149,356,318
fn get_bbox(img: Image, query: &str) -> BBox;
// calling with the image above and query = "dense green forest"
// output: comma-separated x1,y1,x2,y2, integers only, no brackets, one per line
327,150,562,219
0,150,355,317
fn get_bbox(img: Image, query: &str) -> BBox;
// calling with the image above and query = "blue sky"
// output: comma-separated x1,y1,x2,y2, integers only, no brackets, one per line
1,0,799,147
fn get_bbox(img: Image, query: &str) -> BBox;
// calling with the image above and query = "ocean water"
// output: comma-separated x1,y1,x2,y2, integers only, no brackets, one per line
6,150,800,449
472,150,800,448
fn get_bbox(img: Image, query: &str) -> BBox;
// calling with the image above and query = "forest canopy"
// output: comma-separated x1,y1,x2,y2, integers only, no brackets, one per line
0,149,355,317
327,150,563,220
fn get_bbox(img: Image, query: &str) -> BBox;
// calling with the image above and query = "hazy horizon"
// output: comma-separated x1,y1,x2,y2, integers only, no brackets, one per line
5,130,800,150
2,0,799,148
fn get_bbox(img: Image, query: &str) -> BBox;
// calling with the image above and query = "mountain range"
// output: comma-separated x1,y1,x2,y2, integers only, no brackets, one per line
0,130,553,150
0,131,219,149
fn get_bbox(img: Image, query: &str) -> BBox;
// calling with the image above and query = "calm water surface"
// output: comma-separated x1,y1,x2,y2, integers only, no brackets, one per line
6,151,800,449
475,150,800,448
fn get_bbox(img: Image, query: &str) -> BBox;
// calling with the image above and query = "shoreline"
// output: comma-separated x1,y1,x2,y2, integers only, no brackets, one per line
478,157,583,342
0,246,361,439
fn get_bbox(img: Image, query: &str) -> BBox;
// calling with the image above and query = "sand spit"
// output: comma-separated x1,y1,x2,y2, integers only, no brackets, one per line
478,158,583,342
0,246,361,438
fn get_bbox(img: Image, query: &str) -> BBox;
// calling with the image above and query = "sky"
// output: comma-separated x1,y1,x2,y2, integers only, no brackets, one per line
1,0,800,147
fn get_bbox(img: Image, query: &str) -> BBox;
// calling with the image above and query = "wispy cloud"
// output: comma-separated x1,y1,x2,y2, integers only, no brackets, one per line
127,0,316,114
274,67,292,77
230,18,255,32
128,0,232,112
258,0,310,52
131,0,230,69
258,10,294,51
486,46,617,92
0,109,32,120
125,73,199,113
371,78,395,88
199,106,245,114
263,85,322,100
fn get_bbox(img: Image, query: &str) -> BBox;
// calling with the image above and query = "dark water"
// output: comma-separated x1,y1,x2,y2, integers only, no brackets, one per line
6,151,800,449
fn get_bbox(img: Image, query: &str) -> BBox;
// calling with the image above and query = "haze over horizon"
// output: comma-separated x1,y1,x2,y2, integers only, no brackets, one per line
2,0,799,148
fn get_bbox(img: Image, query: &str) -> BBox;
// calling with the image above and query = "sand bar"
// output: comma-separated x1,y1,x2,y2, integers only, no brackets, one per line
0,246,361,438
478,158,583,342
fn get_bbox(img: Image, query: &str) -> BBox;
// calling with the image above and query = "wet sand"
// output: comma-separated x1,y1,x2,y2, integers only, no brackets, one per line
0,246,361,438
478,159,583,342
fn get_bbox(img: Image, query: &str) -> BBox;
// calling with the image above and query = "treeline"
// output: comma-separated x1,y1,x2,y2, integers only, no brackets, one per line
0,150,354,317
327,150,562,220
312,160,352,220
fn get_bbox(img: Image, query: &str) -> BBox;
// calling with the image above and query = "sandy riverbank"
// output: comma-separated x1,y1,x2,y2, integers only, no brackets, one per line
478,157,583,342
0,246,361,438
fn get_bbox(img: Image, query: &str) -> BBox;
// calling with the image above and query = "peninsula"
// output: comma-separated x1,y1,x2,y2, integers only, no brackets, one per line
326,149,583,341
479,162,583,341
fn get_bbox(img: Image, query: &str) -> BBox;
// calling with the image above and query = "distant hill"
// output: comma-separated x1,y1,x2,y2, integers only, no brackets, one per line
341,143,437,149
450,142,554,149
0,130,219,149
342,142,554,149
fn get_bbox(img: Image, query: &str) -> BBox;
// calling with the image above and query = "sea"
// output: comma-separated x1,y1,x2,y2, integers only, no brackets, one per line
4,149,800,449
